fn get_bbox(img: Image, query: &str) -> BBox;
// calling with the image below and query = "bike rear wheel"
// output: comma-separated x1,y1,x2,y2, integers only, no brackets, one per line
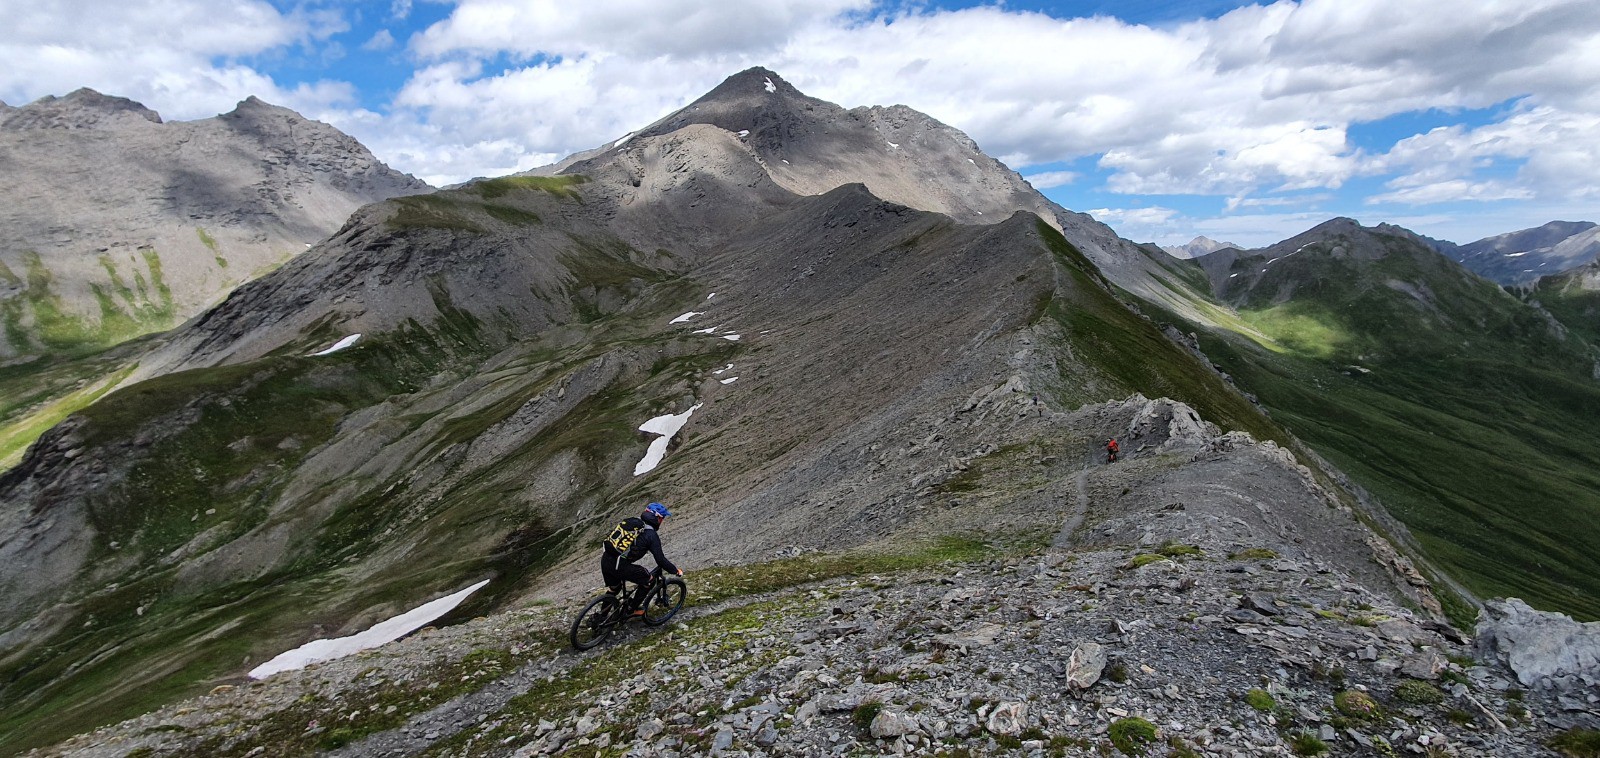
642,579,687,626
570,594,621,650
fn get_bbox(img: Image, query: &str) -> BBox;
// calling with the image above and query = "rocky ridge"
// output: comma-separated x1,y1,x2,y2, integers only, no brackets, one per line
39,483,1597,756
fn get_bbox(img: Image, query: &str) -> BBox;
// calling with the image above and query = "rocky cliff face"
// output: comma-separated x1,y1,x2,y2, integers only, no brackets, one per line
0,88,429,357
0,71,1533,753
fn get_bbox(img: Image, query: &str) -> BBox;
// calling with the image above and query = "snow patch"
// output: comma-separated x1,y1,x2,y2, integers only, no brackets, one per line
722,334,742,341
737,129,750,138
310,334,361,357
249,580,490,679
763,77,776,93
692,327,718,334
669,311,702,324
886,141,899,148
707,292,717,300
613,131,635,148
713,364,733,375
1229,273,1240,278
720,377,738,385
781,159,790,164
967,158,975,164
634,404,703,476
1504,251,1530,258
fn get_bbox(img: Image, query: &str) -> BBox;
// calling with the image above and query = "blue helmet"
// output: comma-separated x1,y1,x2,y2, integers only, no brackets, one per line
646,502,672,518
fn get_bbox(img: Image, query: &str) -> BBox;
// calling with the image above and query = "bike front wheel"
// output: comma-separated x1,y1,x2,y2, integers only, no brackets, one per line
570,594,621,650
642,579,687,626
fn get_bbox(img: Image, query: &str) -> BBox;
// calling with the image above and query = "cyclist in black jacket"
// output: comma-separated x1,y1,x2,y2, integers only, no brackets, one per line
601,502,682,617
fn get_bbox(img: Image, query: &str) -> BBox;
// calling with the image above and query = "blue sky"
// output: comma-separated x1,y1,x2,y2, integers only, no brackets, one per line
4,0,1598,248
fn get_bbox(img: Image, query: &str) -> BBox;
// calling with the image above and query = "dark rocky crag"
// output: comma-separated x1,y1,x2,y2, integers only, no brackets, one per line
4,69,1592,755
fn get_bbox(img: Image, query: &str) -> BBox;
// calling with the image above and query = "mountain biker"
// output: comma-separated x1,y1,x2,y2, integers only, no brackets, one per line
1105,438,1119,463
601,502,682,617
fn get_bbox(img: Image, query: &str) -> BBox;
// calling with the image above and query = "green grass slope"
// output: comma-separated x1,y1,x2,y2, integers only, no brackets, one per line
1174,222,1600,620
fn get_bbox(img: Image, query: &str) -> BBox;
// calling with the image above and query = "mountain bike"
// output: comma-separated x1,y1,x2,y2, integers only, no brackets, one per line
569,567,687,650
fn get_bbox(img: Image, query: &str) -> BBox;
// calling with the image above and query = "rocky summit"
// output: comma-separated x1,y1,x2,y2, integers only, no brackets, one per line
0,88,429,357
2,69,1598,756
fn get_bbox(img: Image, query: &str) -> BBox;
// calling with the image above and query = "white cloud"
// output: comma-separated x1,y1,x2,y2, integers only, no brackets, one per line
386,0,1600,198
0,0,352,120
1022,171,1078,189
1367,180,1534,206
1087,206,1180,226
363,29,397,52
3,0,1597,236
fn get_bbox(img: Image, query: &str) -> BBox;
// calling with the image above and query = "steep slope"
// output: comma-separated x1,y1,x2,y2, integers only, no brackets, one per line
1181,218,1600,621
0,76,1437,753
553,68,1227,328
0,89,429,358
1527,257,1600,349
1449,220,1599,285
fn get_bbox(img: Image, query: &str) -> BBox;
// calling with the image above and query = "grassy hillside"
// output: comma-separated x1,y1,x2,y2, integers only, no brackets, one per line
1168,226,1600,620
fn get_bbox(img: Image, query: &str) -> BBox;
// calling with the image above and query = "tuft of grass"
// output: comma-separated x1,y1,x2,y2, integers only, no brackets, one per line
1244,688,1276,712
1108,717,1158,756
1129,553,1169,568
1334,690,1381,720
1157,542,1202,558
1229,548,1279,561
852,702,884,734
1394,680,1444,705
1289,731,1329,756
1550,728,1600,757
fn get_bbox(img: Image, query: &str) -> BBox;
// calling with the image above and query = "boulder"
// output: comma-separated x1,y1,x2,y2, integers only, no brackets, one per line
1064,642,1107,691
985,702,1026,736
870,710,918,739
1476,598,1600,688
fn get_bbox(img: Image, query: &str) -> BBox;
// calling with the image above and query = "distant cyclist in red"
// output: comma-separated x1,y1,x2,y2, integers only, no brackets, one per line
1105,439,1119,463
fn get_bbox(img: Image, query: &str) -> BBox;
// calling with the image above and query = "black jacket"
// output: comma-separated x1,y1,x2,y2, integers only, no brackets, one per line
607,522,678,575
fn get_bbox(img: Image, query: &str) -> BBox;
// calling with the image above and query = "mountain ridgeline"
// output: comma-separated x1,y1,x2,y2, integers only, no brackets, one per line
1183,218,1600,620
0,69,1594,755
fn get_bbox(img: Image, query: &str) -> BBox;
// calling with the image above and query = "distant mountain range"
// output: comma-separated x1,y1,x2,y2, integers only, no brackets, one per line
1421,220,1599,286
0,88,429,359
1160,235,1239,259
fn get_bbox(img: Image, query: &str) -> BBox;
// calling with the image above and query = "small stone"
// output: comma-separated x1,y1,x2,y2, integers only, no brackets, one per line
638,718,665,741
1320,725,1337,741
712,727,734,752
1242,593,1282,616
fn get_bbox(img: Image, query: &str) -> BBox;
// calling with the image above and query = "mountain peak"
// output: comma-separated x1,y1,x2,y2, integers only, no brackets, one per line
220,95,303,122
701,66,794,100
2,88,162,130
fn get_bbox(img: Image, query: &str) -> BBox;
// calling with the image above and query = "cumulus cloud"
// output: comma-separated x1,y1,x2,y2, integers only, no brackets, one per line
1023,171,1079,190
363,29,397,52
385,0,1600,202
4,0,1597,236
0,0,352,120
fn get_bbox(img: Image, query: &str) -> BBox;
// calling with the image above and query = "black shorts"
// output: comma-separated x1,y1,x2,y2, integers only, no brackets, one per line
600,551,650,592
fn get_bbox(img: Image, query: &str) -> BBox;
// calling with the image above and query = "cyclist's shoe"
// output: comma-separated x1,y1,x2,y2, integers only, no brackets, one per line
630,608,646,618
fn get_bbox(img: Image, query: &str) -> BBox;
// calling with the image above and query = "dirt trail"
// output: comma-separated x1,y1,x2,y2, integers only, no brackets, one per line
1051,464,1090,548
331,592,769,756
